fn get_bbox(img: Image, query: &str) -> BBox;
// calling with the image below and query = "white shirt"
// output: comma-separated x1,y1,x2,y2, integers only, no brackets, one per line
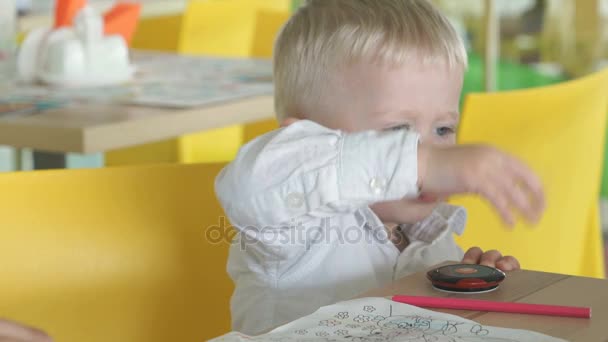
215,120,466,335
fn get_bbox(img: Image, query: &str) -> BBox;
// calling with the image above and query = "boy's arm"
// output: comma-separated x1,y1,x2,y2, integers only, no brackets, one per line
216,120,545,229
418,144,545,226
215,120,421,228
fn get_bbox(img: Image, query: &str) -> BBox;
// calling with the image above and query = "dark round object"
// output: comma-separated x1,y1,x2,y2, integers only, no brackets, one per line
427,264,506,293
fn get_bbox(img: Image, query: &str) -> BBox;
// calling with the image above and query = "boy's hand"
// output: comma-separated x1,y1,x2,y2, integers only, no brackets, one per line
418,144,545,226
461,247,520,272
0,319,52,342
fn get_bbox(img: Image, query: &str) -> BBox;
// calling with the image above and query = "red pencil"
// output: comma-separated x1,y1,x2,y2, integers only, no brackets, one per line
391,295,591,319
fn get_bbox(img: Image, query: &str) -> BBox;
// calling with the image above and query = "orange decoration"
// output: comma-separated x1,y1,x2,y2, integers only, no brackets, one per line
53,0,141,46
103,3,142,45
54,0,87,28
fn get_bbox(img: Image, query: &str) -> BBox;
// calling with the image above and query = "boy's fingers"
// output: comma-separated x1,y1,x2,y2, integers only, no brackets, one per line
462,247,483,264
507,156,545,216
0,320,34,340
480,183,514,227
495,256,520,271
498,176,534,223
479,250,503,267
490,164,541,226
0,320,50,342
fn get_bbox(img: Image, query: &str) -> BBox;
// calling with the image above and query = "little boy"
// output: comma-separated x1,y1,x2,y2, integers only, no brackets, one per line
215,0,545,335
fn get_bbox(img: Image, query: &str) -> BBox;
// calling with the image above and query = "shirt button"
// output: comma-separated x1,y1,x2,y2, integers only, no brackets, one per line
369,177,387,195
286,192,305,209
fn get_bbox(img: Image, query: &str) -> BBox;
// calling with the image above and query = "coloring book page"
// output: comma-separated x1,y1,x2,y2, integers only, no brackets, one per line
210,297,567,342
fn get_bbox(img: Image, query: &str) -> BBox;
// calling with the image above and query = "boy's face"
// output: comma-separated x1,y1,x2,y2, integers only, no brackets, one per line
304,59,464,224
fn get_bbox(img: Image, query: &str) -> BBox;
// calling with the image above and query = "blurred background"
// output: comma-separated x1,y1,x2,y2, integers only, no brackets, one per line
14,2,608,211
0,0,608,272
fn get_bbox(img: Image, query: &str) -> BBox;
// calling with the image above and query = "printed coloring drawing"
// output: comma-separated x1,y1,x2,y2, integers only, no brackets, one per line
210,298,567,342
300,303,520,342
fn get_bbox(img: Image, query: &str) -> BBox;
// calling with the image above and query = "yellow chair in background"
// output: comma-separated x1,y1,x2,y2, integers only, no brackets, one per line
0,163,233,342
177,0,288,162
106,0,290,166
242,9,292,143
251,9,291,58
178,0,289,57
452,68,608,278
129,14,183,52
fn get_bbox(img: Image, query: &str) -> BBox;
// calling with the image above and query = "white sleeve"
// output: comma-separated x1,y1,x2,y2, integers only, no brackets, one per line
215,120,420,228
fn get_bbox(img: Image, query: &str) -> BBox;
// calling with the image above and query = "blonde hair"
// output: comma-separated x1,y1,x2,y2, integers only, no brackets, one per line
273,0,468,121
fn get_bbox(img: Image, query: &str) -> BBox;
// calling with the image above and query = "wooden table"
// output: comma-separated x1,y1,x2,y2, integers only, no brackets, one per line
363,263,608,342
0,95,274,154
0,51,274,169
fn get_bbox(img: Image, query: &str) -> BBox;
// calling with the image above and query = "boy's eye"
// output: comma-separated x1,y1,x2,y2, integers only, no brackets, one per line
436,126,455,136
387,124,411,131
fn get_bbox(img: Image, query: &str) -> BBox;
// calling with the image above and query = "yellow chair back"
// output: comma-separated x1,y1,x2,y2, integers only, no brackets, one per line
452,68,608,278
108,0,290,166
250,9,291,58
242,9,292,143
177,0,288,162
179,0,289,57
0,163,233,342
130,14,183,52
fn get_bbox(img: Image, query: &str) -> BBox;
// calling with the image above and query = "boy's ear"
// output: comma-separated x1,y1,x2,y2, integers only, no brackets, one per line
280,117,300,127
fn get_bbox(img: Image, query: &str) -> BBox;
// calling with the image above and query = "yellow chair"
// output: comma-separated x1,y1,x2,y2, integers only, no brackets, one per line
107,0,290,166
452,68,608,278
130,14,183,52
0,163,233,342
177,0,289,162
250,9,291,58
242,9,292,143
178,0,289,57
